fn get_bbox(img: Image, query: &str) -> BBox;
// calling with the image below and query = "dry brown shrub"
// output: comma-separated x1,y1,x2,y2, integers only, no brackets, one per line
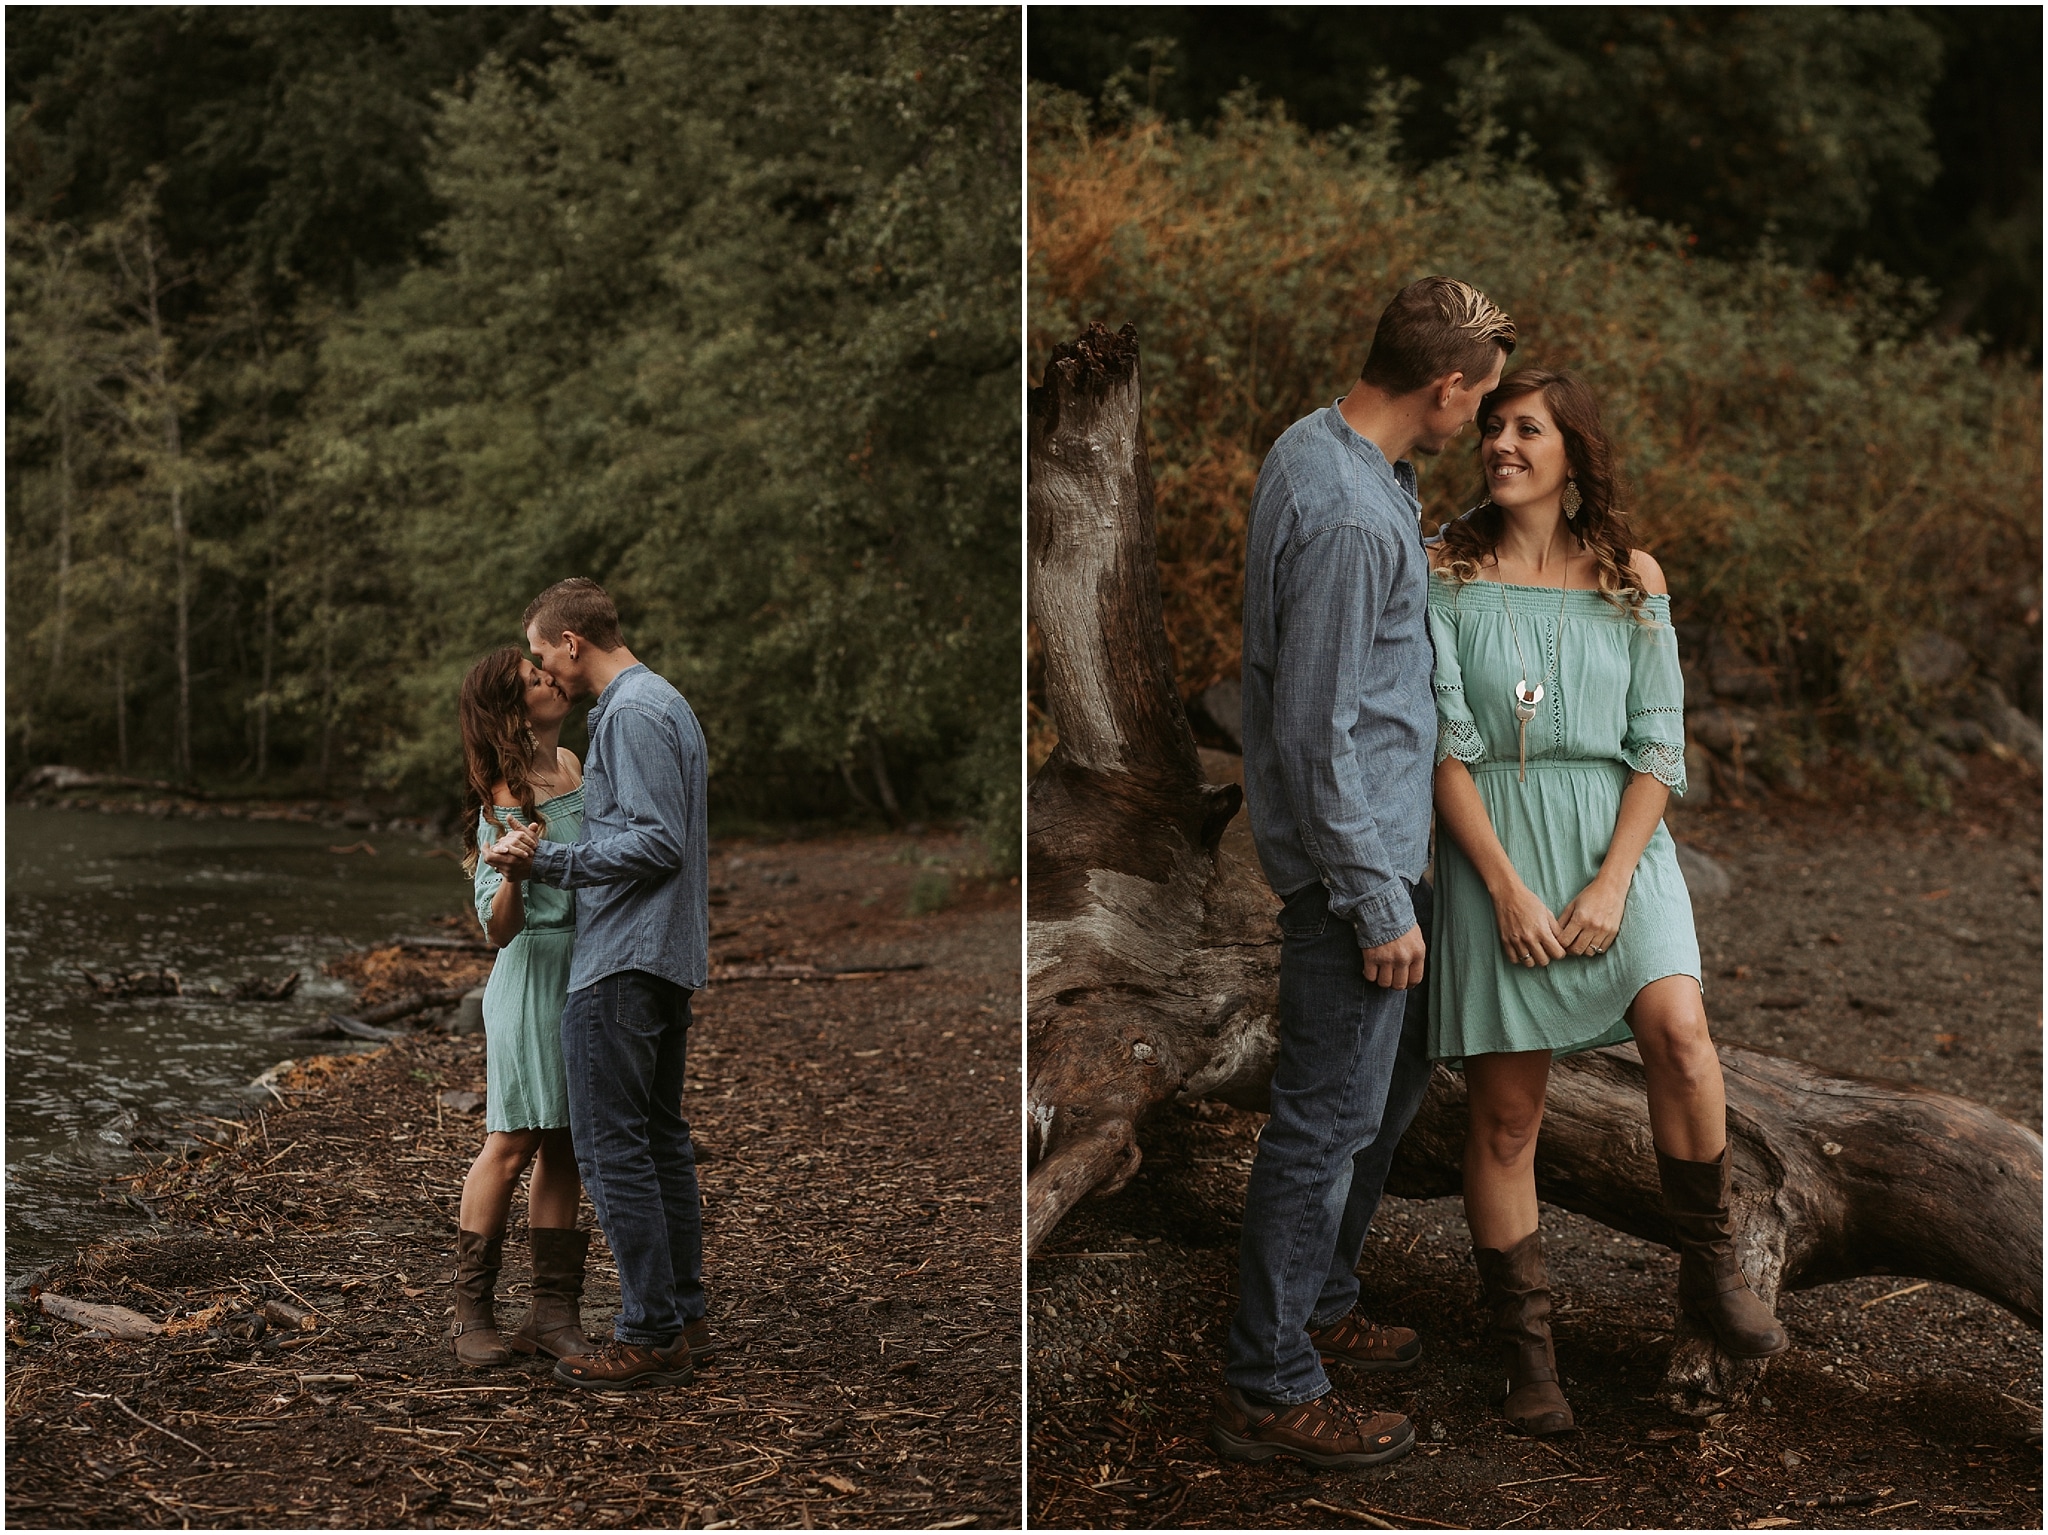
1031,92,2042,795
323,946,490,1008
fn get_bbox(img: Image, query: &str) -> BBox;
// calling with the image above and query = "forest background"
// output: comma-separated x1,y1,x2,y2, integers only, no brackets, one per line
7,6,1022,861
1028,7,2042,803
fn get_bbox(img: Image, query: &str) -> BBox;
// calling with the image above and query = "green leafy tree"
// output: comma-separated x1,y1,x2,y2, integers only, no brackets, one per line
7,7,1018,858
1028,5,2037,356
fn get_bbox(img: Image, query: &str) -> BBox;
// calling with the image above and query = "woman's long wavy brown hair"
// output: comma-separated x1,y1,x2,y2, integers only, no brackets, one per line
459,648,547,876
1435,368,1648,617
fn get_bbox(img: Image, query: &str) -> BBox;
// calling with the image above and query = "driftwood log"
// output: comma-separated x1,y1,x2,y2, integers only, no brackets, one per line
1025,321,2042,1412
285,985,473,1041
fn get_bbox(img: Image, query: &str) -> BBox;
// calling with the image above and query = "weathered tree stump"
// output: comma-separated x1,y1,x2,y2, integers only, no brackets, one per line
1025,321,2042,1414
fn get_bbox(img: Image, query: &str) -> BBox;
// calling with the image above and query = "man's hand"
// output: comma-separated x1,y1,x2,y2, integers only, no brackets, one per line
1361,923,1425,990
481,822,539,880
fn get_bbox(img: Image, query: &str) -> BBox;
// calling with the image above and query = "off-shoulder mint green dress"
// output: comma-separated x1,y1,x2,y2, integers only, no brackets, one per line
472,790,582,1132
1427,577,1700,1065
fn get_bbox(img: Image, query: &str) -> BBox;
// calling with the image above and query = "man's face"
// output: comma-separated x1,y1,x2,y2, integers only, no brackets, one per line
1411,352,1507,456
525,624,589,700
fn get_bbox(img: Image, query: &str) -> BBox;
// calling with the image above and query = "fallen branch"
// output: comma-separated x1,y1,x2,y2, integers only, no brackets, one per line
710,962,928,983
1859,1281,1931,1310
102,1393,220,1464
1784,1489,1891,1509
40,1294,163,1339
291,985,470,1040
1301,1499,1395,1529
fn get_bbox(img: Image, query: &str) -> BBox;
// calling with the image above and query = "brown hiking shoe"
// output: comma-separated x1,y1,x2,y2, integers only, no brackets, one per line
552,1338,694,1391
681,1316,718,1360
1308,1310,1422,1372
1208,1385,1414,1471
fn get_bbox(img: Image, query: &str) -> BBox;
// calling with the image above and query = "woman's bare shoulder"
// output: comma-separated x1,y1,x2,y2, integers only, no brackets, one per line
555,747,584,789
488,780,521,810
1628,548,1670,595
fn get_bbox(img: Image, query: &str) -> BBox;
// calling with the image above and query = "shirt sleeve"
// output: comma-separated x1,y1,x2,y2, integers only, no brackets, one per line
473,814,505,929
1428,596,1486,767
1270,516,1418,950
1620,603,1688,793
528,707,690,889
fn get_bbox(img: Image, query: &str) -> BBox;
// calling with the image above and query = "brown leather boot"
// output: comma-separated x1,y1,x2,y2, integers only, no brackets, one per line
1208,1385,1414,1470
448,1229,511,1368
1473,1231,1575,1436
506,1226,592,1361
1657,1146,1791,1359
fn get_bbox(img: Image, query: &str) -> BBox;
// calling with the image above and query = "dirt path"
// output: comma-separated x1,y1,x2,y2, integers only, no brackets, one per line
1028,768,2041,1529
7,830,1021,1530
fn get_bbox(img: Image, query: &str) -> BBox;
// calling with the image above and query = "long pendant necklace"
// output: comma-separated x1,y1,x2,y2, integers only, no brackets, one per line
1503,537,1572,783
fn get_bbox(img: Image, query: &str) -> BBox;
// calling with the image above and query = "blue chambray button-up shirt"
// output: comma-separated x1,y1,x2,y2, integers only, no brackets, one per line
528,664,710,993
1240,402,1437,949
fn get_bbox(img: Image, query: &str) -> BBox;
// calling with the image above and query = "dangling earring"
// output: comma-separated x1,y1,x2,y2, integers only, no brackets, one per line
1561,478,1582,521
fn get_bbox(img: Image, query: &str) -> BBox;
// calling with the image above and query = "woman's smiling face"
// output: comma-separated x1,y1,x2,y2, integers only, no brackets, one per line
1479,390,1572,514
520,658,571,729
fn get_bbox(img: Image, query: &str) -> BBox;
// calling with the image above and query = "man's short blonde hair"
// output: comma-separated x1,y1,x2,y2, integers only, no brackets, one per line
523,577,623,651
1360,276,1517,396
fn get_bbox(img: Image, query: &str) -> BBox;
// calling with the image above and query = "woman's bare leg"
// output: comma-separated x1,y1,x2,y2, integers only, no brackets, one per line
526,1128,583,1229
1628,975,1725,1159
459,1129,544,1236
1461,1050,1554,1249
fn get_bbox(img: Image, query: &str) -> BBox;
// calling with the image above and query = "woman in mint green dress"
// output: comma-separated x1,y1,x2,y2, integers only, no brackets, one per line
1426,369,1788,1438
446,648,593,1369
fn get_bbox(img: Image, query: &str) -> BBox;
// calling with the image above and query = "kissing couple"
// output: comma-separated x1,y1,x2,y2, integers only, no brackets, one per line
1211,277,1789,1468
443,577,717,1390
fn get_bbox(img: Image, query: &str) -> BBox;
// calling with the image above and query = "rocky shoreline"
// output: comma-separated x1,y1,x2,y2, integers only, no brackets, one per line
7,829,1024,1530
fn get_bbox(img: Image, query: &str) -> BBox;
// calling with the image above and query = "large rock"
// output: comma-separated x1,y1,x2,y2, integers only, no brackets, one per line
1899,630,1972,691
1975,683,2043,768
1671,743,1715,809
1673,841,1732,904
1704,632,1776,703
450,988,487,1036
1687,706,1760,757
1193,677,1243,751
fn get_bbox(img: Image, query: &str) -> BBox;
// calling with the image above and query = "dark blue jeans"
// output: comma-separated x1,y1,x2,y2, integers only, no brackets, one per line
1224,878,1435,1405
560,969,705,1345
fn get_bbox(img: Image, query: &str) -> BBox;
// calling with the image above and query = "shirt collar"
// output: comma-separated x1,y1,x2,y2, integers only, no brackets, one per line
1325,400,1420,507
585,663,648,730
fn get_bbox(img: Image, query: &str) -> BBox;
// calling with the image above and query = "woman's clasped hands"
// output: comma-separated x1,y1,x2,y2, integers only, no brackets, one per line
1491,876,1624,967
483,821,543,879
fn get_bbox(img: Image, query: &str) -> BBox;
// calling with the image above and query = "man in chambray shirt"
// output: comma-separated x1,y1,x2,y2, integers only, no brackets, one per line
1210,278,1516,1472
485,577,710,1391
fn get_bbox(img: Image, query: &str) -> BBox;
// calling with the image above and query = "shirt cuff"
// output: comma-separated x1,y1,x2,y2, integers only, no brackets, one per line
529,842,568,886
1345,879,1417,950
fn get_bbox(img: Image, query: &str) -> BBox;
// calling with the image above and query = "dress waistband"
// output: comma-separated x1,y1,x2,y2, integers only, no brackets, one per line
1469,757,1626,777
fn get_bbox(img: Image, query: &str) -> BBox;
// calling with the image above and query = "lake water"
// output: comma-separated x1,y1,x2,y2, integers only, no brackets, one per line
4,805,474,1284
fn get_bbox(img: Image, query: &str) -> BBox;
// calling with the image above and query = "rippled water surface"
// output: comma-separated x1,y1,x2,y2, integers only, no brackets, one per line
5,805,471,1281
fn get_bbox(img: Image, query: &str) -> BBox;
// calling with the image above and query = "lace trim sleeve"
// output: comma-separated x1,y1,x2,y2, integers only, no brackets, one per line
1436,717,1486,767
1621,738,1688,794
474,816,504,927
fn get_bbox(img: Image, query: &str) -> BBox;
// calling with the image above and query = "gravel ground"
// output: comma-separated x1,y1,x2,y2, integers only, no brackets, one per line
1028,764,2041,1530
8,829,1022,1530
